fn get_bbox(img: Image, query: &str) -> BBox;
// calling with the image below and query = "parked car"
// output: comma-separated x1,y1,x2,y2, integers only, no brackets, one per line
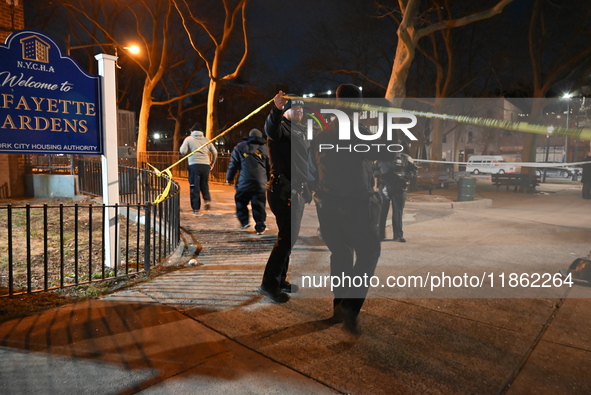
533,164,581,178
466,155,516,175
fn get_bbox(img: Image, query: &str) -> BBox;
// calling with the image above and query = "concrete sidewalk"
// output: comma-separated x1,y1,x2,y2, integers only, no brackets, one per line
1,178,591,394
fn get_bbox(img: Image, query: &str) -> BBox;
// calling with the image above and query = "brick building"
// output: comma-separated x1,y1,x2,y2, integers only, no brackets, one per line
0,0,26,198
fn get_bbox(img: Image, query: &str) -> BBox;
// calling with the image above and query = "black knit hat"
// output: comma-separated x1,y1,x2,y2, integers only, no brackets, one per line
249,128,263,138
189,122,203,132
283,94,304,111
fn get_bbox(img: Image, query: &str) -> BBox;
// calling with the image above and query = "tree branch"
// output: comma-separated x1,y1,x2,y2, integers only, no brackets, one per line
153,86,208,106
416,0,514,39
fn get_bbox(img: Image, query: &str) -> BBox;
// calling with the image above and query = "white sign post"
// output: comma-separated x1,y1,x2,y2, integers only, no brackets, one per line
95,53,120,268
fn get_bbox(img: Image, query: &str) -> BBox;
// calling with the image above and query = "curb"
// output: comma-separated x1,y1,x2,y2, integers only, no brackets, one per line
451,198,493,209
407,198,493,209
161,225,201,267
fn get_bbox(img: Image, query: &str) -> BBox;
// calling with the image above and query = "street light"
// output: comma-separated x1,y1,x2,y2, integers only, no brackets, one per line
66,36,141,69
126,45,140,55
67,42,140,56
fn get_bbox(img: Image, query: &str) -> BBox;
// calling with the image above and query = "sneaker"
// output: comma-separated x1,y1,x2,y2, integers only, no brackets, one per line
394,237,406,243
280,281,298,293
204,201,211,210
241,224,250,229
256,229,266,235
258,285,290,304
191,210,202,215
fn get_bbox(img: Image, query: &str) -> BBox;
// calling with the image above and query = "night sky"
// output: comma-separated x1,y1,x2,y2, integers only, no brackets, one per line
21,0,591,101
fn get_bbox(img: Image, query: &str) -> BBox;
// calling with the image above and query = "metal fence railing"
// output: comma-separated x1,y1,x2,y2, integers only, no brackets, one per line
137,151,231,183
77,160,179,205
24,152,231,183
24,154,75,175
1,161,180,298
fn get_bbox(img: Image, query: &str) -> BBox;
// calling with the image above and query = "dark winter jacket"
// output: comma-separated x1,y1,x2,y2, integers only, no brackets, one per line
310,117,396,204
376,153,418,192
264,106,309,185
226,135,270,191
582,155,591,183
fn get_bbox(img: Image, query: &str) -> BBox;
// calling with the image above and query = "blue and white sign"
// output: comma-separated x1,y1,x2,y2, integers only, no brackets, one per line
0,30,103,154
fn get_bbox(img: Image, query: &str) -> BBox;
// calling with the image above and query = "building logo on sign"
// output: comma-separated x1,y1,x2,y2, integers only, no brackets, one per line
21,35,50,63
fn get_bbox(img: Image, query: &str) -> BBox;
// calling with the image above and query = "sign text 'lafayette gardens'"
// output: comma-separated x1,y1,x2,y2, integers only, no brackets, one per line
0,30,103,154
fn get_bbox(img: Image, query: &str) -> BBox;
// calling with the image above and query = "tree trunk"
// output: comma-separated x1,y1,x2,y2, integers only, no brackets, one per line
385,0,420,99
385,39,414,99
521,98,546,173
136,75,162,154
429,98,446,162
172,119,182,152
136,88,153,154
205,79,222,140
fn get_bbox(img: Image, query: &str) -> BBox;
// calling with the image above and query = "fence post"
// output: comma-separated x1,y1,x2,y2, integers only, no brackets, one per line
144,203,151,272
96,53,120,268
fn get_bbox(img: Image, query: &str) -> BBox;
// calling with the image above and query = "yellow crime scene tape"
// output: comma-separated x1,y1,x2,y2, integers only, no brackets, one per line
295,96,591,141
148,95,591,203
149,98,274,204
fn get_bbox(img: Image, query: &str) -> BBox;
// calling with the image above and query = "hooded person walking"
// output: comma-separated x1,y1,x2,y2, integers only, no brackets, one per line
226,128,270,234
180,122,218,214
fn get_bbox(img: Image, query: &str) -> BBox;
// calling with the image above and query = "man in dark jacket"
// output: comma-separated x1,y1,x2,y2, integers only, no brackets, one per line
376,142,417,242
226,128,270,234
310,84,395,336
259,91,310,304
582,151,591,199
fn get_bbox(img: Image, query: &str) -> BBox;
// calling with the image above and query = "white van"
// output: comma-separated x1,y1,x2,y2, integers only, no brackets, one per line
466,155,516,175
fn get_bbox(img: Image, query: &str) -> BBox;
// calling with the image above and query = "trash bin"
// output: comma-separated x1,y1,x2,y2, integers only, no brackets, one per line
457,177,476,201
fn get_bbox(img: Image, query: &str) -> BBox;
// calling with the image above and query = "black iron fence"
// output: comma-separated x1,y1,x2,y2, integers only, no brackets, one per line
137,151,231,183
24,154,75,174
1,161,180,298
25,152,231,183
77,160,178,205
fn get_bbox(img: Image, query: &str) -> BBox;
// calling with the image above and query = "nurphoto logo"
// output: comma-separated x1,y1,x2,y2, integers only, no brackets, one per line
307,107,418,153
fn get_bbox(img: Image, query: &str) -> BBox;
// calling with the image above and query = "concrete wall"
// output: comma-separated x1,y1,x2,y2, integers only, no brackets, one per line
25,174,79,199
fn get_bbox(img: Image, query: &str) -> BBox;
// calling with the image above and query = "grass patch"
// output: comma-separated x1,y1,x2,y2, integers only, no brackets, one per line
0,198,156,295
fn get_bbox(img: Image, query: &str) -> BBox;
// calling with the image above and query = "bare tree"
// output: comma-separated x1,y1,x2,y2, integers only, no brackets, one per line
298,2,393,95
380,0,514,99
171,0,250,140
377,1,506,160
520,0,591,166
60,0,209,154
159,61,208,152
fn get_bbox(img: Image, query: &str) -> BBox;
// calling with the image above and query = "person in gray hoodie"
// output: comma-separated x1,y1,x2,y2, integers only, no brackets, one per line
180,122,218,213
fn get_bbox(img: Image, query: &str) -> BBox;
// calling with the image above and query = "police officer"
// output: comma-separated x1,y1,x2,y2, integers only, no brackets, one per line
376,141,417,242
259,91,310,304
581,150,591,199
310,84,393,336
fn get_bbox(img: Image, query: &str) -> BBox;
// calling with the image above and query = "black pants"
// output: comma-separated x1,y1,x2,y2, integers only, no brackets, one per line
316,196,381,316
235,188,267,232
583,181,591,199
379,187,406,240
261,188,305,291
188,163,211,211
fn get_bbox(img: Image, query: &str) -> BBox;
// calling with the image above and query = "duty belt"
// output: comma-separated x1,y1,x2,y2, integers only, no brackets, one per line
292,182,306,196
269,174,305,196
